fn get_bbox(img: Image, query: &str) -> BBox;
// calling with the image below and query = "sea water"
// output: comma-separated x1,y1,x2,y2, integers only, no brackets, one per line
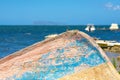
0,25,120,58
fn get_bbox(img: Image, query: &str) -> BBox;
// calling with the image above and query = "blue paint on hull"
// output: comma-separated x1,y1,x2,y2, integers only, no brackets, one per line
9,38,106,80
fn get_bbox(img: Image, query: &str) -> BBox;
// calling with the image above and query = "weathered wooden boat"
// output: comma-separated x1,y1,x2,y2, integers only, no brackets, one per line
0,30,120,80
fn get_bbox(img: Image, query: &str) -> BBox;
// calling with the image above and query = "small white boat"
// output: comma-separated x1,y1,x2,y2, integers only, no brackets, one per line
110,23,119,30
45,34,58,39
85,24,95,32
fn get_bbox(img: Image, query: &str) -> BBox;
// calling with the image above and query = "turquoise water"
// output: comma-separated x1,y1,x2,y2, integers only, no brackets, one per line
0,25,120,58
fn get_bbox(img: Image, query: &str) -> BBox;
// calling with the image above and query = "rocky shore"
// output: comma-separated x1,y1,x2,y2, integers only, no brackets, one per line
102,45,120,54
98,44,120,73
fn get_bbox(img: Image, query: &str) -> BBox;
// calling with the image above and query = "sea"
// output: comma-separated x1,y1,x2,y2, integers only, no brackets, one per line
0,25,120,59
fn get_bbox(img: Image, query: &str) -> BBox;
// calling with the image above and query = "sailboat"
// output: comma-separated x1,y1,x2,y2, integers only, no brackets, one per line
85,24,95,32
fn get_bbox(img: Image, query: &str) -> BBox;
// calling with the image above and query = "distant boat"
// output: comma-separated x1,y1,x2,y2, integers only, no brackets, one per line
109,23,119,30
85,24,95,32
45,34,58,39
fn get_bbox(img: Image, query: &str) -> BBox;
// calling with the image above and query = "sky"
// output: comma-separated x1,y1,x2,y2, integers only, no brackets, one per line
0,0,120,25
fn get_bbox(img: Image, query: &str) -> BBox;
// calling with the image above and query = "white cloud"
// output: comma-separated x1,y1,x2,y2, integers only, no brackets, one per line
105,2,120,10
105,2,113,8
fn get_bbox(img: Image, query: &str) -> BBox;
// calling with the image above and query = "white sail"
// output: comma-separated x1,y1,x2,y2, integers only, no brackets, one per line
85,25,90,31
91,25,95,31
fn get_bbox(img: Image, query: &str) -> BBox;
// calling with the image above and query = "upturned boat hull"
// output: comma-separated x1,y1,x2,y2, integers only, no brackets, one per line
0,30,120,80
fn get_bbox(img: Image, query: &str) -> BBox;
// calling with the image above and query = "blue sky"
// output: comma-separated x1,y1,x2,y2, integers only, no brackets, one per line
0,0,120,25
